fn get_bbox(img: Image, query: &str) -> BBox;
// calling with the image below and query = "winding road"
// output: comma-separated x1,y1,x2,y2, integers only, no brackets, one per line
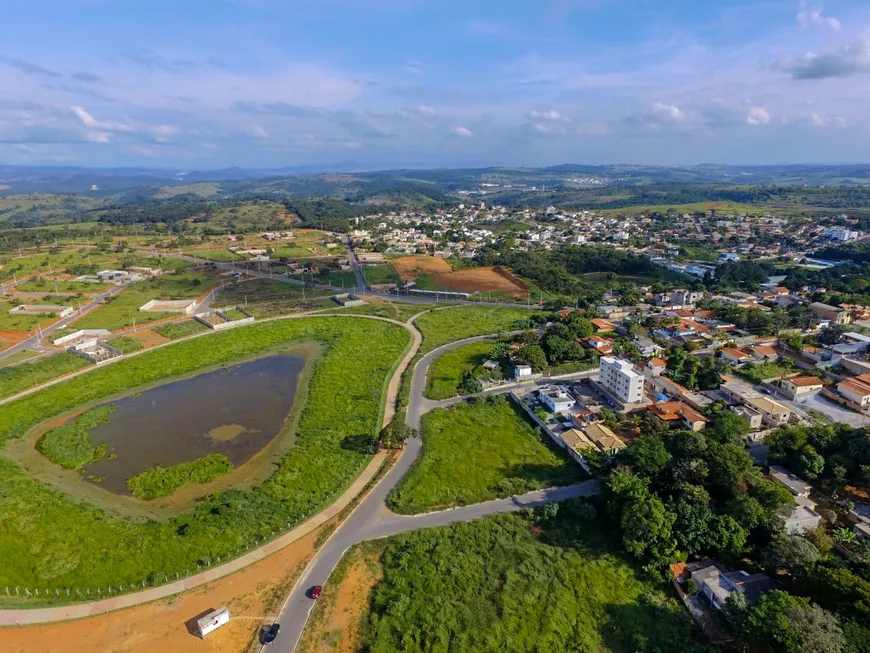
266,326,599,653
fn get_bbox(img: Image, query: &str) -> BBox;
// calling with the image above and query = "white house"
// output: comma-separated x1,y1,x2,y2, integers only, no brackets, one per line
539,385,575,414
599,356,644,404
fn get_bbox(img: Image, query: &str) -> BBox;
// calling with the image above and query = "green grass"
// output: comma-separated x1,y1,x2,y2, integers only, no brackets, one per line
106,336,144,353
425,340,494,400
334,301,425,323
737,360,797,383
36,407,114,470
0,316,409,592
0,349,43,365
153,319,210,340
222,307,250,321
0,352,89,399
0,302,60,331
16,279,110,294
389,397,584,514
126,454,233,500
0,250,119,283
361,514,704,653
415,306,536,354
73,272,219,331
362,264,399,286
182,248,243,262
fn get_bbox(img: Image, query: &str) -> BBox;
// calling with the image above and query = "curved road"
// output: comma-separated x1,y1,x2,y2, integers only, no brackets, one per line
268,330,599,653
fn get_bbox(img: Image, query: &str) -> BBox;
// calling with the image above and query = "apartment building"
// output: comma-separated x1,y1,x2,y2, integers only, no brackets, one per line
599,356,645,404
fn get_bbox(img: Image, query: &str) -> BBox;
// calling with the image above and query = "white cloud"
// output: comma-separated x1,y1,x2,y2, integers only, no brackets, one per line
649,102,685,122
417,104,436,118
746,106,771,126
70,106,133,132
774,32,870,80
246,124,269,138
810,112,847,127
526,109,569,122
451,126,473,137
797,0,841,32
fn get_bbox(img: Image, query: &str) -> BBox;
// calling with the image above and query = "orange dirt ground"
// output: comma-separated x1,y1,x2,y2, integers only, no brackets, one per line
129,329,171,349
391,257,527,297
0,330,31,347
2,528,323,653
297,546,383,653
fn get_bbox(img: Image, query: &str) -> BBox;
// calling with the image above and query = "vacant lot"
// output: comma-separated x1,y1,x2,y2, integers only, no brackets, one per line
0,301,60,332
393,256,528,297
415,305,534,354
16,278,110,294
0,352,89,399
341,515,702,652
425,340,494,400
73,273,219,332
389,397,584,513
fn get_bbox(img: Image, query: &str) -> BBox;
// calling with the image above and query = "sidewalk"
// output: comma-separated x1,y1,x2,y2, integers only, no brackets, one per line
0,450,388,627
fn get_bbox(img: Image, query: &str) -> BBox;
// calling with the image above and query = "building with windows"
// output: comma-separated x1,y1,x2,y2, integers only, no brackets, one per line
599,356,644,405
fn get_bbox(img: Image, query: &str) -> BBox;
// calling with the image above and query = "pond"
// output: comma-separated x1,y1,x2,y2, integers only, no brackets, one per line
82,354,304,495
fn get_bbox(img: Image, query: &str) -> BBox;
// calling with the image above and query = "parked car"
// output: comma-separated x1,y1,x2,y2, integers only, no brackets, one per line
262,624,280,645
310,585,322,600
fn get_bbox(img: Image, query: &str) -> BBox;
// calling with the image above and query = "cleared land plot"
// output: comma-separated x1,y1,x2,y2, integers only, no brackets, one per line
152,320,210,340
426,340,494,400
212,278,333,318
389,397,584,513
0,352,89,400
73,273,219,332
106,336,145,353
182,248,244,263
0,250,118,283
336,515,701,653
392,256,528,297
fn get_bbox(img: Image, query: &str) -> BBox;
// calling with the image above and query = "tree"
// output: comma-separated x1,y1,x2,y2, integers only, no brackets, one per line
709,411,751,445
542,335,572,364
745,591,844,653
458,369,483,395
516,344,547,371
705,442,754,499
621,434,672,478
379,419,412,450
761,534,820,575
818,325,848,346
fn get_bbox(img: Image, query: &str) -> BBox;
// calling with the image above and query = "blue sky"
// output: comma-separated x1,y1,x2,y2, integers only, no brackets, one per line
1,0,870,169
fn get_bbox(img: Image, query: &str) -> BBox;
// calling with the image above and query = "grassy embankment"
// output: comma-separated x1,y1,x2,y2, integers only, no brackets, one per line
305,514,703,653
0,352,89,400
425,340,494,400
127,454,233,500
0,316,409,594
73,272,219,331
389,396,584,514
36,407,114,469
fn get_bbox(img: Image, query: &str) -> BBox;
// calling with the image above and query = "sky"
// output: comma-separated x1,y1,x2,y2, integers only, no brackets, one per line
2,0,870,170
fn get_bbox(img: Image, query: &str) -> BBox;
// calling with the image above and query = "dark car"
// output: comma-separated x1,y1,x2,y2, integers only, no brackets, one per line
310,585,323,600
262,624,280,645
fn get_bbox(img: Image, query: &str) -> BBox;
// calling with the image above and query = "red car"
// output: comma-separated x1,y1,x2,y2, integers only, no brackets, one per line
310,585,322,600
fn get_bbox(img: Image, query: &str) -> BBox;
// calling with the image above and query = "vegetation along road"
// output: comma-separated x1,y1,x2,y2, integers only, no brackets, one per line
267,327,600,653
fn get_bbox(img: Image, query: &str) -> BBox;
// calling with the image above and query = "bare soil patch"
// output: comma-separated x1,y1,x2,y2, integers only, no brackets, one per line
209,424,248,442
129,329,170,349
298,544,384,653
2,527,323,653
391,255,452,281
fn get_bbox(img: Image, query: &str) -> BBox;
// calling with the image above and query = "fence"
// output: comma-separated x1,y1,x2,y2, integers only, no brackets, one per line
3,457,371,606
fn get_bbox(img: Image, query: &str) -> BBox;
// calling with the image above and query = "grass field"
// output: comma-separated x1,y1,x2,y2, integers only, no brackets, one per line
0,316,409,592
182,248,243,263
0,349,43,365
152,319,210,340
126,453,233,500
0,352,90,399
0,302,60,332
737,360,797,383
425,340,494,400
362,264,400,286
106,336,144,353
355,514,703,652
336,300,427,323
415,305,535,354
0,250,118,283
389,397,584,514
73,273,219,331
16,278,110,294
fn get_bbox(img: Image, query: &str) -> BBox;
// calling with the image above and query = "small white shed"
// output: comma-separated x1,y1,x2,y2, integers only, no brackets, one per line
196,606,230,638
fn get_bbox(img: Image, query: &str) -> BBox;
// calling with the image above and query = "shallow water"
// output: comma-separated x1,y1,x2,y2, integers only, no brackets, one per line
83,354,304,495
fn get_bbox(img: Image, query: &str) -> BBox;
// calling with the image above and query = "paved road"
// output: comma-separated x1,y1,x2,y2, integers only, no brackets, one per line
0,283,127,363
343,236,367,291
268,329,600,653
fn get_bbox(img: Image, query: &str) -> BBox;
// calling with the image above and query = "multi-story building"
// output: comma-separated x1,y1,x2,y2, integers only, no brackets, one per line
599,356,645,404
